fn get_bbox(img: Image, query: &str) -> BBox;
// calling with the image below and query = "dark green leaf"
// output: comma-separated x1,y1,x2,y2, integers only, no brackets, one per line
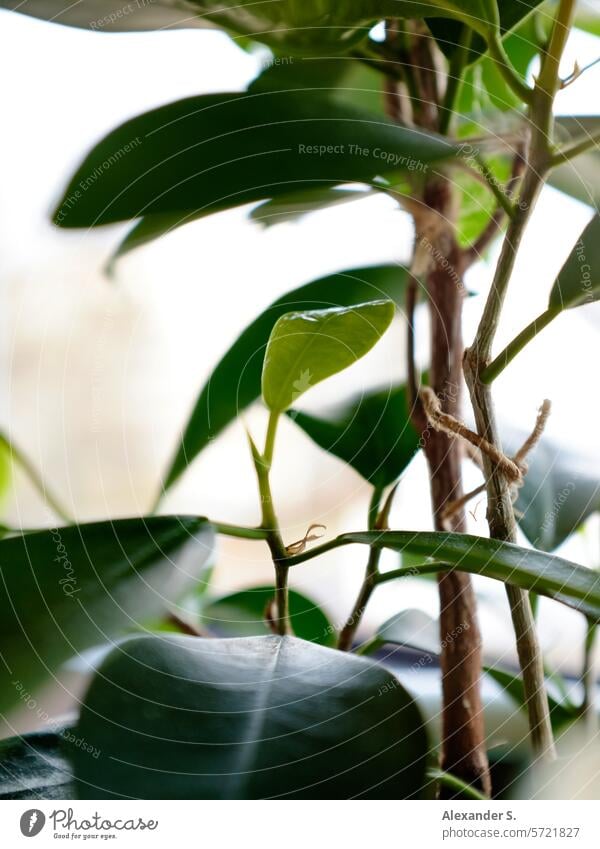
0,727,75,800
0,516,214,715
549,213,600,311
161,263,409,491
250,186,373,228
262,300,395,412
3,2,500,49
201,586,334,646
288,382,420,488
53,91,456,229
549,117,600,208
72,633,429,799
322,530,600,621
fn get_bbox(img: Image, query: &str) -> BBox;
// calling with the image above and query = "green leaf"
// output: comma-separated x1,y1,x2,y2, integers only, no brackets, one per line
549,117,600,208
429,1,544,65
161,263,409,492
72,633,429,799
549,213,600,311
374,608,441,654
0,516,214,715
287,382,420,488
201,586,334,646
0,727,76,800
505,425,600,552
574,2,600,37
250,186,373,228
52,90,456,229
312,530,600,621
2,2,500,49
483,665,578,730
262,300,395,412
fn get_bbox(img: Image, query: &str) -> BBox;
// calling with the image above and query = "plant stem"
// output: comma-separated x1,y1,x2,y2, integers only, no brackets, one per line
337,485,384,651
550,131,600,166
487,30,534,104
480,306,560,384
212,522,270,540
462,0,577,765
427,767,488,801
337,546,380,651
581,620,597,733
0,432,73,524
438,26,472,136
250,412,290,635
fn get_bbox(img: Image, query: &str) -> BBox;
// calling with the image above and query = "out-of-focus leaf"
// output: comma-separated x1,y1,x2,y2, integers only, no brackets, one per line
503,425,600,552
262,300,395,412
309,530,600,621
0,728,76,800
250,186,373,228
549,213,600,311
1,1,502,50
549,117,600,208
0,516,214,715
484,665,578,729
53,91,456,230
72,634,429,798
574,2,600,37
201,586,334,646
373,608,440,654
161,264,409,492
288,382,420,489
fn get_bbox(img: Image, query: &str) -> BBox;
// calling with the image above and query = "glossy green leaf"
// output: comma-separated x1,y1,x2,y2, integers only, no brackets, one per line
549,117,600,208
161,264,408,492
0,727,76,800
0,516,214,715
549,213,600,311
53,91,456,230
262,300,395,412
309,530,600,621
2,2,500,49
250,186,373,228
287,382,420,488
201,586,334,646
72,633,429,799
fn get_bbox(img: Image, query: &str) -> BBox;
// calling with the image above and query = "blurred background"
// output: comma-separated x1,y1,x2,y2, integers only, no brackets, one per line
0,9,599,738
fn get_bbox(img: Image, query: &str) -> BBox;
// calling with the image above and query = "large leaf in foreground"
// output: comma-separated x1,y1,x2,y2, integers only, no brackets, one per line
262,301,395,412
288,382,420,489
73,634,428,799
161,264,408,492
297,530,600,621
53,91,455,229
201,586,334,646
0,728,75,800
0,517,213,716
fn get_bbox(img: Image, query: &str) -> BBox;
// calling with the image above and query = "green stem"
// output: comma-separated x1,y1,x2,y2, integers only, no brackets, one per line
250,411,290,635
213,522,270,540
581,620,597,733
427,767,488,801
487,30,534,104
337,546,381,651
480,306,560,384
439,26,472,136
550,131,600,166
472,152,517,218
0,432,73,524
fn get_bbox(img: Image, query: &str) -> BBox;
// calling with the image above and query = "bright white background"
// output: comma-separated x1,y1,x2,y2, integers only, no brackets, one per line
0,10,598,723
